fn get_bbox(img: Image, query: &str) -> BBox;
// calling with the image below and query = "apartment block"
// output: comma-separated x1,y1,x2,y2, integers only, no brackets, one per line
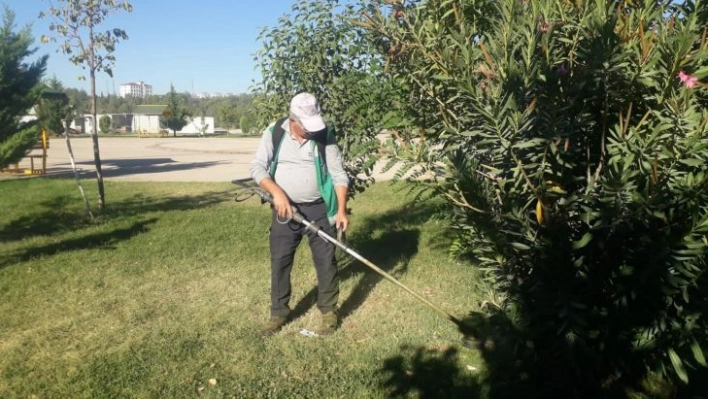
119,81,153,98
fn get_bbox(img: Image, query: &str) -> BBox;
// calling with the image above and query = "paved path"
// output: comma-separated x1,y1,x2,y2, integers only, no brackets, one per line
6,136,396,182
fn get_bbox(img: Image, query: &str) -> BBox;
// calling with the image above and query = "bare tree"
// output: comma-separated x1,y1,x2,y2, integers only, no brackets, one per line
40,0,133,211
37,89,95,220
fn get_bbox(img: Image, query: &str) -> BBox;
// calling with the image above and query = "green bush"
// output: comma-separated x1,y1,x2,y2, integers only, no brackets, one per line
365,0,708,397
239,113,256,134
99,114,111,134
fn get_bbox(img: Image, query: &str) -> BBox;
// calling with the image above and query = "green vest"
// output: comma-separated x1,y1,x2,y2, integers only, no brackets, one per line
269,119,338,225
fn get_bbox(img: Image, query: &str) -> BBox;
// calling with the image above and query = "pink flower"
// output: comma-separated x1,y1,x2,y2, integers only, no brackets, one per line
678,70,698,89
557,65,568,76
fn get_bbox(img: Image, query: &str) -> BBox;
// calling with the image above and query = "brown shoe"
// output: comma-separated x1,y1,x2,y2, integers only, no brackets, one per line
261,315,288,336
318,311,339,335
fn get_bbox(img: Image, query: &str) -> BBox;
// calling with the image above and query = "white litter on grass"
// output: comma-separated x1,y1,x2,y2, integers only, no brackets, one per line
299,329,317,337
467,365,478,372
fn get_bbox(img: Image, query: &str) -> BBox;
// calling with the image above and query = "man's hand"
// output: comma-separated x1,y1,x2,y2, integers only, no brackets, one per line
272,191,293,219
335,210,349,232
259,178,292,219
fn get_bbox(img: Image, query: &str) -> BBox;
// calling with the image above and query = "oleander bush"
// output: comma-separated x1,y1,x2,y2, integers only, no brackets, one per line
362,0,708,397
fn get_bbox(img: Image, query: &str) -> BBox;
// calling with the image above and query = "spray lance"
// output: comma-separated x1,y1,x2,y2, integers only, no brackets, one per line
233,179,476,348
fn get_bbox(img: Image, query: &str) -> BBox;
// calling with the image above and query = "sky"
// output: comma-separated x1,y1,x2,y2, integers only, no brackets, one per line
3,0,303,96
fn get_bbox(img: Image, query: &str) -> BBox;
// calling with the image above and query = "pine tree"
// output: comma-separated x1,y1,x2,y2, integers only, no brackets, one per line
160,84,189,137
0,7,48,169
37,77,72,135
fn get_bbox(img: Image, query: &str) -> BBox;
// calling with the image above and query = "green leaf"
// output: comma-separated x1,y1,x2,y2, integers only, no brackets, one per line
572,233,593,250
679,158,706,167
432,74,453,80
511,242,531,251
668,349,689,383
691,340,707,367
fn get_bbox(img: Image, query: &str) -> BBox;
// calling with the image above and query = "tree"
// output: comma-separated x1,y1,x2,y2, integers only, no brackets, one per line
239,113,256,134
253,0,391,194
64,87,89,115
209,94,256,128
58,91,257,130
36,88,95,219
37,76,71,135
366,0,707,396
160,84,189,136
99,114,111,133
0,7,48,170
218,103,240,129
40,0,133,211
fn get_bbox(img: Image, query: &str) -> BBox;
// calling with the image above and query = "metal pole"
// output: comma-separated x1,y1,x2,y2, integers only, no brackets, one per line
292,214,463,326
232,180,474,346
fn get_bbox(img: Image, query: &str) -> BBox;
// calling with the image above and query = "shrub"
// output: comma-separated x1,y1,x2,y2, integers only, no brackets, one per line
365,0,708,396
99,114,111,134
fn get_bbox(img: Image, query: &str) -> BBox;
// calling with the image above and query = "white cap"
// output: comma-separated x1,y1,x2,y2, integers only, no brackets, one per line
290,92,326,133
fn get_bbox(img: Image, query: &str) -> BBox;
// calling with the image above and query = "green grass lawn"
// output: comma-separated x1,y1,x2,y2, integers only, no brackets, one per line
0,179,487,398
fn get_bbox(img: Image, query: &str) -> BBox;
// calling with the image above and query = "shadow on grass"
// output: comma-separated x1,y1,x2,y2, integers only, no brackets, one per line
379,345,481,398
289,200,445,322
74,158,228,179
0,194,91,243
0,218,157,270
0,184,234,271
103,190,234,219
375,310,537,399
337,229,420,321
393,306,699,399
0,187,233,243
289,229,420,322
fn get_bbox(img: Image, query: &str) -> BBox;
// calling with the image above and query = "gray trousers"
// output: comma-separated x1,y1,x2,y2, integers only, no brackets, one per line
269,200,338,318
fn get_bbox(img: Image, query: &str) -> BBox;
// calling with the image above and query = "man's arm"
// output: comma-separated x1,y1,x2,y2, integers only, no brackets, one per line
259,177,292,219
324,139,349,188
249,123,293,218
334,184,349,231
325,137,350,231
249,123,274,184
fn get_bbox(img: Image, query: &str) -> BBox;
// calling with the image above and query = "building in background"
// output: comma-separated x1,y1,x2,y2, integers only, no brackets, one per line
191,92,235,99
133,105,215,135
22,103,215,136
119,81,153,98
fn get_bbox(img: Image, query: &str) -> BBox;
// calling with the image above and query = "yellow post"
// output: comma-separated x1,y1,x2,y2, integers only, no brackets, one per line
42,130,48,174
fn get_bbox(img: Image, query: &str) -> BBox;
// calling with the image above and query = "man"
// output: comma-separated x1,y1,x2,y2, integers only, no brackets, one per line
249,92,349,336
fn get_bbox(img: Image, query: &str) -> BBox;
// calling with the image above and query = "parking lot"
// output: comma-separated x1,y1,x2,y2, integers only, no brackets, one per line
5,136,395,182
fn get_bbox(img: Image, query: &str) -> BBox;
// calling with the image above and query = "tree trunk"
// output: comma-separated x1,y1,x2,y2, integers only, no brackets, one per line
90,68,106,211
64,119,94,220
